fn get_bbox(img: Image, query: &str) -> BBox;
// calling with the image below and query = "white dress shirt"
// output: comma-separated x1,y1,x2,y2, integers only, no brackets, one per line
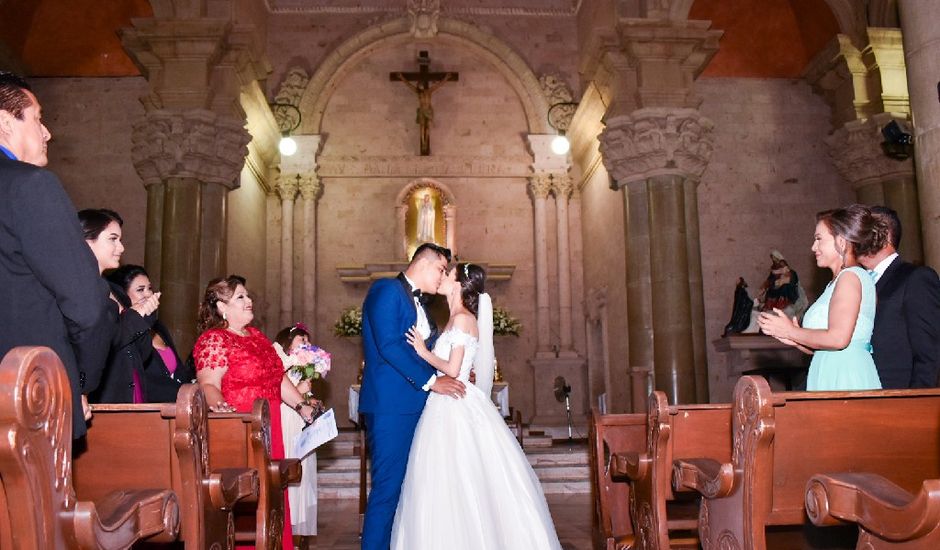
403,274,438,391
870,252,899,284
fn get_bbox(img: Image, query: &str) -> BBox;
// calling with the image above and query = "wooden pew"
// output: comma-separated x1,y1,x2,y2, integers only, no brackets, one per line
610,393,732,550
0,346,180,549
208,400,302,549
74,384,258,549
684,375,940,550
805,472,940,549
589,409,646,550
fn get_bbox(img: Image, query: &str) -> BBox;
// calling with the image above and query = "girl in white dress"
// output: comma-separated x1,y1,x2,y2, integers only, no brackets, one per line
273,324,321,548
391,263,562,550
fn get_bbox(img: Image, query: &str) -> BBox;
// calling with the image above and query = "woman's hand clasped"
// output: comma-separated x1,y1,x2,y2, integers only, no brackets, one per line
757,308,800,344
209,399,236,413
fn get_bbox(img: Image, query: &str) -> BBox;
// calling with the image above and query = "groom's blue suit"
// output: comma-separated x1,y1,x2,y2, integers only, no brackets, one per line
360,274,438,549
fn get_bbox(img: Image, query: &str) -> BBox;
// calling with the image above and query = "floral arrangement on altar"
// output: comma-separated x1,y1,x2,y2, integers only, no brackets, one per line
492,306,522,337
274,342,331,400
333,306,363,337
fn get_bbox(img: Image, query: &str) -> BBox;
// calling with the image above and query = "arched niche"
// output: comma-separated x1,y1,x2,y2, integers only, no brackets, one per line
396,178,457,260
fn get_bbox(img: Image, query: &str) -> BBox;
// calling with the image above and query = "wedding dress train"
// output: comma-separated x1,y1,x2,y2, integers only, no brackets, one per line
390,327,562,550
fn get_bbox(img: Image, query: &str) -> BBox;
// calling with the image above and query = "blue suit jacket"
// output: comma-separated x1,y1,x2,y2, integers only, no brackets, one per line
359,276,437,414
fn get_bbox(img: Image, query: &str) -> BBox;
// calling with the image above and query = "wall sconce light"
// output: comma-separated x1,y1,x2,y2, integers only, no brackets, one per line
547,101,578,156
270,102,302,156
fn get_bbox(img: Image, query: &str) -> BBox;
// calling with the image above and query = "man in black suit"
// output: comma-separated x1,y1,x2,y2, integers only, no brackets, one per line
858,206,940,388
0,72,112,438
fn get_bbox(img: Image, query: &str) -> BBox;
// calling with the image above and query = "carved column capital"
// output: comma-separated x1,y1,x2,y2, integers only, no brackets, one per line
528,173,554,199
552,173,574,199
599,107,715,188
276,173,300,201
826,113,914,188
296,173,321,201
131,109,250,189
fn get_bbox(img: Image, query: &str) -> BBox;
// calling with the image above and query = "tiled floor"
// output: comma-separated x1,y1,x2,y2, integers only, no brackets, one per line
308,493,594,549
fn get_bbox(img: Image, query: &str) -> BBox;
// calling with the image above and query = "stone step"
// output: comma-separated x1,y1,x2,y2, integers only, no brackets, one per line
315,444,591,499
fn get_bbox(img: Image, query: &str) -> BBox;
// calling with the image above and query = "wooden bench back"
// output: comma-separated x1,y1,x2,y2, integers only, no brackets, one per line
0,346,179,549
209,399,300,550
769,387,940,523
589,410,646,548
698,375,940,550
74,384,239,549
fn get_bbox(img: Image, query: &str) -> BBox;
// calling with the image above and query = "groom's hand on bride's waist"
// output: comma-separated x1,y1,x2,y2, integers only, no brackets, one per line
429,376,466,399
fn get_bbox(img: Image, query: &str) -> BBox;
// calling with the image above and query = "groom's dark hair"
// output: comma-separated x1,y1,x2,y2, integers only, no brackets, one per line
410,242,452,265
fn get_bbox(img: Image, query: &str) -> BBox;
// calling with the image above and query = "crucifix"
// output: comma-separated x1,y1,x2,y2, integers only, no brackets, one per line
390,50,459,156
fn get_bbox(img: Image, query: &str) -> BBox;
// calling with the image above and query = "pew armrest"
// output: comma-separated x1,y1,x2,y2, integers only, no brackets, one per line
672,458,735,498
72,489,180,548
805,473,940,542
272,458,303,489
610,452,648,481
209,468,260,510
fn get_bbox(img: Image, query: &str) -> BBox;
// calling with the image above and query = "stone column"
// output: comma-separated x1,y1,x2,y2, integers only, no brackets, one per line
276,174,299,328
131,111,249,355
443,204,457,253
552,173,576,355
899,1,940,269
528,173,553,357
600,108,715,405
298,174,321,326
122,1,268,355
827,113,923,262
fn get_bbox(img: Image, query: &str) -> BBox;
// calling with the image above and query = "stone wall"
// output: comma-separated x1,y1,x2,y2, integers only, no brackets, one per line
32,77,149,265
696,77,855,401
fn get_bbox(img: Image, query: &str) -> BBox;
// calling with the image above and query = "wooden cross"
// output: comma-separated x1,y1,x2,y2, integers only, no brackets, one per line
390,51,459,156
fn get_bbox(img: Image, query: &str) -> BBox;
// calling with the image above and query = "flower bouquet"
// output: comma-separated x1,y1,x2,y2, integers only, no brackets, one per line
492,306,522,336
274,342,331,400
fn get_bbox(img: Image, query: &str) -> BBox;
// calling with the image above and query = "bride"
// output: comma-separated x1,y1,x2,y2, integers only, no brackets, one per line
391,263,562,549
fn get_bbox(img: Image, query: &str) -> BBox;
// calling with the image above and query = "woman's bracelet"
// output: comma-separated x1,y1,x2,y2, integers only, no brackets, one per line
293,400,309,412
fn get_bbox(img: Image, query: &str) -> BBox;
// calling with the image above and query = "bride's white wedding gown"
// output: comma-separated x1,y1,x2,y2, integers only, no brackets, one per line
391,328,563,550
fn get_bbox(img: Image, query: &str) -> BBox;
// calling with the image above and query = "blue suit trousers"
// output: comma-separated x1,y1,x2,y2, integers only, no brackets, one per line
361,411,422,550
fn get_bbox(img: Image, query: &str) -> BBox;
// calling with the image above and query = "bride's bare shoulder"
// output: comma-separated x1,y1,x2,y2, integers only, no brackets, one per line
452,312,479,336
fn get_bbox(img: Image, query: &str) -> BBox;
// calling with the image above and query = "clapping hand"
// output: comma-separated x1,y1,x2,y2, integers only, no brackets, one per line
757,308,799,344
131,291,161,317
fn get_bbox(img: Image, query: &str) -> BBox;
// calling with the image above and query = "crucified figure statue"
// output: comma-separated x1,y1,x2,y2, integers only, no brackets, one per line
390,51,459,156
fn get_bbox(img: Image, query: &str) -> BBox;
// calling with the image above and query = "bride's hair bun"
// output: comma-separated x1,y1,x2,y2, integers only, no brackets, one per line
456,263,486,317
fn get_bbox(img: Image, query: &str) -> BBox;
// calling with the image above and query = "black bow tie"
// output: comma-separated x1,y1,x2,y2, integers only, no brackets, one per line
412,288,432,306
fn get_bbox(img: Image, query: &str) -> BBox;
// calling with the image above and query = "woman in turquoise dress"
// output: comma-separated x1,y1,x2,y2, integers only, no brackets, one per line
759,205,886,390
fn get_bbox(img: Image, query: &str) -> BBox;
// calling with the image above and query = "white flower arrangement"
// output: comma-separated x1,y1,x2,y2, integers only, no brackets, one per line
492,306,522,337
333,306,363,337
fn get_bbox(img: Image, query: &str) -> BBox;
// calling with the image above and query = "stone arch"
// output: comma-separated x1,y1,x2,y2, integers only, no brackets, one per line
395,178,458,259
297,16,550,135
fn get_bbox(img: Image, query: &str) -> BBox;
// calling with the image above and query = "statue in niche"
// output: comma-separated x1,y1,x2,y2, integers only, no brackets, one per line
417,194,436,243
405,186,445,259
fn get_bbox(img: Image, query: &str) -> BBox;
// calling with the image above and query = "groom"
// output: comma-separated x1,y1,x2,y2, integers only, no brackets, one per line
359,243,467,549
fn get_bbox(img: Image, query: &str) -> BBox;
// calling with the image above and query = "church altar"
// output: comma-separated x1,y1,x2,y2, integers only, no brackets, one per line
713,334,810,391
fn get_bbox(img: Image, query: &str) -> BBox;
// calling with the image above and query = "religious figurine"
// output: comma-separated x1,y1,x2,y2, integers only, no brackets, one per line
390,51,458,156
722,277,754,336
407,0,440,38
417,194,436,243
758,250,807,318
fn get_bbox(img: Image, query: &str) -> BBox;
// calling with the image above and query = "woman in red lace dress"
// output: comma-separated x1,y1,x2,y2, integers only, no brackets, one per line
193,275,319,550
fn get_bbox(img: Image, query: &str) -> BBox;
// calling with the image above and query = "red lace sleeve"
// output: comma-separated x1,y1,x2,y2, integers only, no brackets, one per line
193,330,229,371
